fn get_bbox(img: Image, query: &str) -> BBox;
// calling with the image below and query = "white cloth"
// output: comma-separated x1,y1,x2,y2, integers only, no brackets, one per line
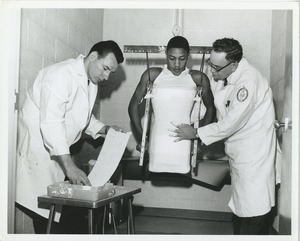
16,55,105,219
148,65,196,174
198,58,277,217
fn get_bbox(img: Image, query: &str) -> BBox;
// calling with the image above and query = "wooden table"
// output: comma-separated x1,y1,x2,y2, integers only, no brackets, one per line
38,186,141,234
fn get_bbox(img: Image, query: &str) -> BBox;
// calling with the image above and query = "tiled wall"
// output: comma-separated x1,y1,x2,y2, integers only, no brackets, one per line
100,9,272,212
16,8,104,233
18,8,104,118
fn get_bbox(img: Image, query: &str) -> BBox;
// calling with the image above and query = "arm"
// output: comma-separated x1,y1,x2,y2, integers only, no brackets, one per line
85,114,123,137
128,68,161,142
40,70,90,185
85,114,106,138
191,71,216,126
198,81,256,145
199,73,216,126
170,80,256,145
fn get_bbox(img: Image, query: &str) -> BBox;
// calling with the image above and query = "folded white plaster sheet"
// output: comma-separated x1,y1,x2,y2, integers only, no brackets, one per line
88,129,131,187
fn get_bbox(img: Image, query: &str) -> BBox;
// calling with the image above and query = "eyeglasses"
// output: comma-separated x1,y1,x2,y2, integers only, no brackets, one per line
206,58,234,72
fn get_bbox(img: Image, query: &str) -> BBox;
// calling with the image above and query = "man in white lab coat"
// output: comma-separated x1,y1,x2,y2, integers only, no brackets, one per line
16,40,124,233
170,38,277,235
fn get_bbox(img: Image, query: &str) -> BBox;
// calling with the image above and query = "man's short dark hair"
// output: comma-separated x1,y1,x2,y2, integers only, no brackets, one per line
167,36,190,54
212,38,243,62
88,40,124,64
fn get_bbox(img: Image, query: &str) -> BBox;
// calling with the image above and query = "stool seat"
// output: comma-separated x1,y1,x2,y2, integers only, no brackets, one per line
38,186,141,234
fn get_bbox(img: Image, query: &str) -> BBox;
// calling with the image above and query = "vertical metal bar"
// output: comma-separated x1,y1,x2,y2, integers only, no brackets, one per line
102,206,107,234
88,209,93,234
191,53,206,168
139,51,152,166
128,196,135,234
110,208,118,234
46,204,56,234
94,207,103,234
146,51,151,80
127,201,130,234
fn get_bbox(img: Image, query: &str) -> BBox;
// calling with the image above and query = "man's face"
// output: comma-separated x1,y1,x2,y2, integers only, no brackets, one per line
209,50,235,81
166,48,189,76
87,52,119,84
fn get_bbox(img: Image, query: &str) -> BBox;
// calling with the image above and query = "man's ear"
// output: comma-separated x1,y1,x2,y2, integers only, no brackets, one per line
89,51,98,61
231,62,239,72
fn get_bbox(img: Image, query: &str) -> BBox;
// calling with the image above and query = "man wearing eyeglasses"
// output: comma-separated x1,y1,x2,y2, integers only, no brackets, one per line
170,37,278,235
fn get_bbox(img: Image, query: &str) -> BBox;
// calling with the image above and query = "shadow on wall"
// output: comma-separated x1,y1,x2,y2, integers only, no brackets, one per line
98,65,126,100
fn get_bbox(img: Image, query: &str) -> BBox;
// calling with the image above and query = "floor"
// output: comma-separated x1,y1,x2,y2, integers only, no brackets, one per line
105,206,234,235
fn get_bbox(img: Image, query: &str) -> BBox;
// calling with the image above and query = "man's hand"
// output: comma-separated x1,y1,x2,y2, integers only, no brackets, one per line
57,154,91,186
109,125,125,133
99,125,125,135
169,122,198,142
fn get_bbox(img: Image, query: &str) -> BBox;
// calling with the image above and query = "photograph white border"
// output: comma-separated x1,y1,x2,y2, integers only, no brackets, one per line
1,1,299,241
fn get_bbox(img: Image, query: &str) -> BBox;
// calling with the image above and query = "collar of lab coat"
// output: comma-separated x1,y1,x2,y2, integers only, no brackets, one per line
75,54,98,112
227,58,248,86
76,54,89,94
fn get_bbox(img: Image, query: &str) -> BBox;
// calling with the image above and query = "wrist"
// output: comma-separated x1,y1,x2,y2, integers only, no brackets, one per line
57,154,73,173
104,125,110,135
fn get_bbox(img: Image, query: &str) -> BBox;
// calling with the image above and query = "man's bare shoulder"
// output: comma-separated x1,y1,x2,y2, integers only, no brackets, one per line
189,69,209,86
142,67,163,82
149,67,163,76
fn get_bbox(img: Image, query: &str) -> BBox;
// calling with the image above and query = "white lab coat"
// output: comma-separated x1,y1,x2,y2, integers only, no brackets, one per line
198,59,276,217
16,55,105,219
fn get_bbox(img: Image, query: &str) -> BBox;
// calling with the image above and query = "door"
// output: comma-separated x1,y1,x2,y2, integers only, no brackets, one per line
275,11,293,235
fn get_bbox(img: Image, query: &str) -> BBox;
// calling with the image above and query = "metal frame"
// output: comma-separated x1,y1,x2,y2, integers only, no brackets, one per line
124,45,211,167
124,45,212,54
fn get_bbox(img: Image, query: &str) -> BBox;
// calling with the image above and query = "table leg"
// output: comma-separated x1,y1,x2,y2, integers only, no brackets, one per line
127,196,135,234
88,209,93,234
102,205,107,234
127,200,130,234
46,204,56,234
110,207,118,234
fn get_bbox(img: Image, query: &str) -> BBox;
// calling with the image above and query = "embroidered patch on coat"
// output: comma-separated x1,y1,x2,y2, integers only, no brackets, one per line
237,87,248,102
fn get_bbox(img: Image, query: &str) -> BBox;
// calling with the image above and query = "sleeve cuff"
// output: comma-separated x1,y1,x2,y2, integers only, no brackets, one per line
197,124,217,146
85,116,106,139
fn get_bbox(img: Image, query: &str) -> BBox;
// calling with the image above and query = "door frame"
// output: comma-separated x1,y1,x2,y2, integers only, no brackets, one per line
1,6,21,234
